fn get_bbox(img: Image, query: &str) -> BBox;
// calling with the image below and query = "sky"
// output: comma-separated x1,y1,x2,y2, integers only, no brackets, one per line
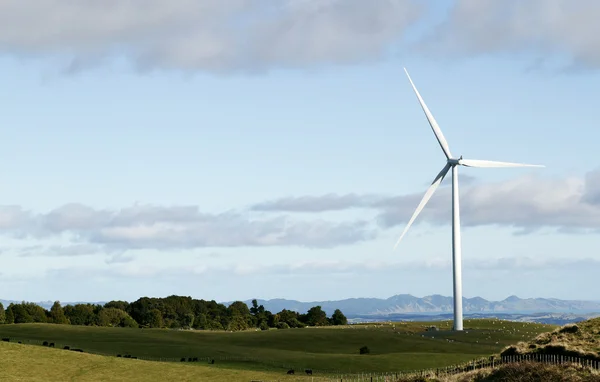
1,0,600,304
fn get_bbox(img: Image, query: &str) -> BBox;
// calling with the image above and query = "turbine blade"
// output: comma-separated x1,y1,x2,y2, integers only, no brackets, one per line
394,163,451,250
459,159,545,168
404,68,453,159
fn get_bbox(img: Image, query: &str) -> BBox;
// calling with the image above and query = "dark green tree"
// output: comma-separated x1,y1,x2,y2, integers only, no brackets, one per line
147,309,163,328
0,302,5,324
64,304,97,326
5,305,14,324
49,301,69,324
104,300,129,311
305,306,329,326
181,313,195,329
9,303,46,323
98,308,138,328
192,313,207,330
330,309,348,326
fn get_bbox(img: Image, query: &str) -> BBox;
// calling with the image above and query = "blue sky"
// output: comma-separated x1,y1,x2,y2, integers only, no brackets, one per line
1,0,600,304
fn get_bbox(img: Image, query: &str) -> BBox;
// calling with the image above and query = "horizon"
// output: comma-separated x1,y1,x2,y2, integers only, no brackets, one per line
2,1,600,303
2,293,600,306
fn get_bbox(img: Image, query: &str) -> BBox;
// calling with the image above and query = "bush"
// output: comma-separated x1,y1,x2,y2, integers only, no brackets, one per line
259,321,269,331
276,322,290,330
559,324,580,334
359,345,370,355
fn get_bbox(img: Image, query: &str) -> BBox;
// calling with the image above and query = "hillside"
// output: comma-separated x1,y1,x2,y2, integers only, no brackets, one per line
0,341,322,382
500,317,600,360
0,319,554,373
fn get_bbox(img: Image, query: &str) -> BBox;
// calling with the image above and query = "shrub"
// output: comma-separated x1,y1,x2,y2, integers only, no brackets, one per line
559,324,580,334
276,322,290,330
359,345,370,355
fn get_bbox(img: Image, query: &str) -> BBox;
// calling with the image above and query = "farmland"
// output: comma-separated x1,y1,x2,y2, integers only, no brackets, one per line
0,319,554,374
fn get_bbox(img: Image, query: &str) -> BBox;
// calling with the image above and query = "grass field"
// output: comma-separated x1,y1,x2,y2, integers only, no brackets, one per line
0,341,331,382
0,319,554,375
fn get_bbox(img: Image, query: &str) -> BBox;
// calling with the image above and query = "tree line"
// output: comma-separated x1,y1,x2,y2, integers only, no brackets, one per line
0,296,347,331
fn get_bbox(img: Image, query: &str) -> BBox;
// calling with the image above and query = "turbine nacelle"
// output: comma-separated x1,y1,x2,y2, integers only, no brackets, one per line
447,157,462,166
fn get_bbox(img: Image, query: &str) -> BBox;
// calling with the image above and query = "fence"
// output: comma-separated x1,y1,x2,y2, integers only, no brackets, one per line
320,354,600,382
2,336,599,381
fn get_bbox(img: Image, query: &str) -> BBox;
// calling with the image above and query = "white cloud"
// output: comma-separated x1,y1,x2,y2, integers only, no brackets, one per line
2,169,600,255
422,0,600,69
0,0,423,73
255,169,600,233
0,203,375,253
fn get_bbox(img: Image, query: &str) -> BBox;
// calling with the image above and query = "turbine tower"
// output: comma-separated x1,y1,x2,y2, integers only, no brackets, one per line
395,68,544,331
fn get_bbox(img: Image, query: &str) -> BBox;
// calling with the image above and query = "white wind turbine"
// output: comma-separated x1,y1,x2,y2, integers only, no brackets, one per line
395,68,544,331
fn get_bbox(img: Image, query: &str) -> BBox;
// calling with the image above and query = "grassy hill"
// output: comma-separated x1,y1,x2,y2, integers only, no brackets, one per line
0,340,327,382
500,317,600,361
0,319,553,374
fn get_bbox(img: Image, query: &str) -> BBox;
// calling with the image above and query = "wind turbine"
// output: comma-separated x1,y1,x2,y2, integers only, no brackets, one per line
395,68,544,331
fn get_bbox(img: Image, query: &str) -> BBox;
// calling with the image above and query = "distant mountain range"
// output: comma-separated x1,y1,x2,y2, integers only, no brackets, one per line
3,294,600,318
229,294,600,317
0,300,107,311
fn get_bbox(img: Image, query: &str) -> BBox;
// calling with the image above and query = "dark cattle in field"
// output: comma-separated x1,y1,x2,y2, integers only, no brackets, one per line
210,359,215,364
188,357,193,362
63,346,70,350
42,341,49,346
305,369,313,375
132,356,138,359
181,358,186,362
124,355,132,359
18,341,22,344
1,338,9,342
192,357,198,362
117,354,122,357
287,369,294,375
49,343,55,348
71,349,84,352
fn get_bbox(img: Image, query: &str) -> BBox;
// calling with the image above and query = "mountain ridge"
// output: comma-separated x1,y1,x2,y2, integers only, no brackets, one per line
2,294,600,316
231,294,600,316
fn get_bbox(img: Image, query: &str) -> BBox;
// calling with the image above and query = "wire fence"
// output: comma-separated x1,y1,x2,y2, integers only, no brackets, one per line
2,336,599,381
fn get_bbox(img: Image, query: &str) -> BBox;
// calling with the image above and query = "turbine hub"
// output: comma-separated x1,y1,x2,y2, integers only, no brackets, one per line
447,157,461,166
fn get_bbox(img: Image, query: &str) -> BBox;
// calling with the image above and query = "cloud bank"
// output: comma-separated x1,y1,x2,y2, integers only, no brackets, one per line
0,0,422,72
1,169,600,257
0,203,375,252
255,169,600,232
424,0,600,70
2,1,600,72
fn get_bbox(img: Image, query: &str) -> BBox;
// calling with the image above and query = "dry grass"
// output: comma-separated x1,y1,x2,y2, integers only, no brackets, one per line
457,362,600,382
395,362,600,382
499,318,600,361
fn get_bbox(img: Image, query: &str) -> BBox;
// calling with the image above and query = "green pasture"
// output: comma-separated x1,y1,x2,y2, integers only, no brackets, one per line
0,319,555,374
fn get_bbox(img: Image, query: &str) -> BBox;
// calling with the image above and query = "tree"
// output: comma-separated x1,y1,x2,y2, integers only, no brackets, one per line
305,306,329,326
5,305,14,324
147,309,163,328
104,300,129,311
227,301,253,329
0,302,5,324
250,299,260,316
98,308,138,328
266,311,277,327
49,301,69,324
227,314,249,331
181,313,195,329
330,309,347,326
64,304,97,326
